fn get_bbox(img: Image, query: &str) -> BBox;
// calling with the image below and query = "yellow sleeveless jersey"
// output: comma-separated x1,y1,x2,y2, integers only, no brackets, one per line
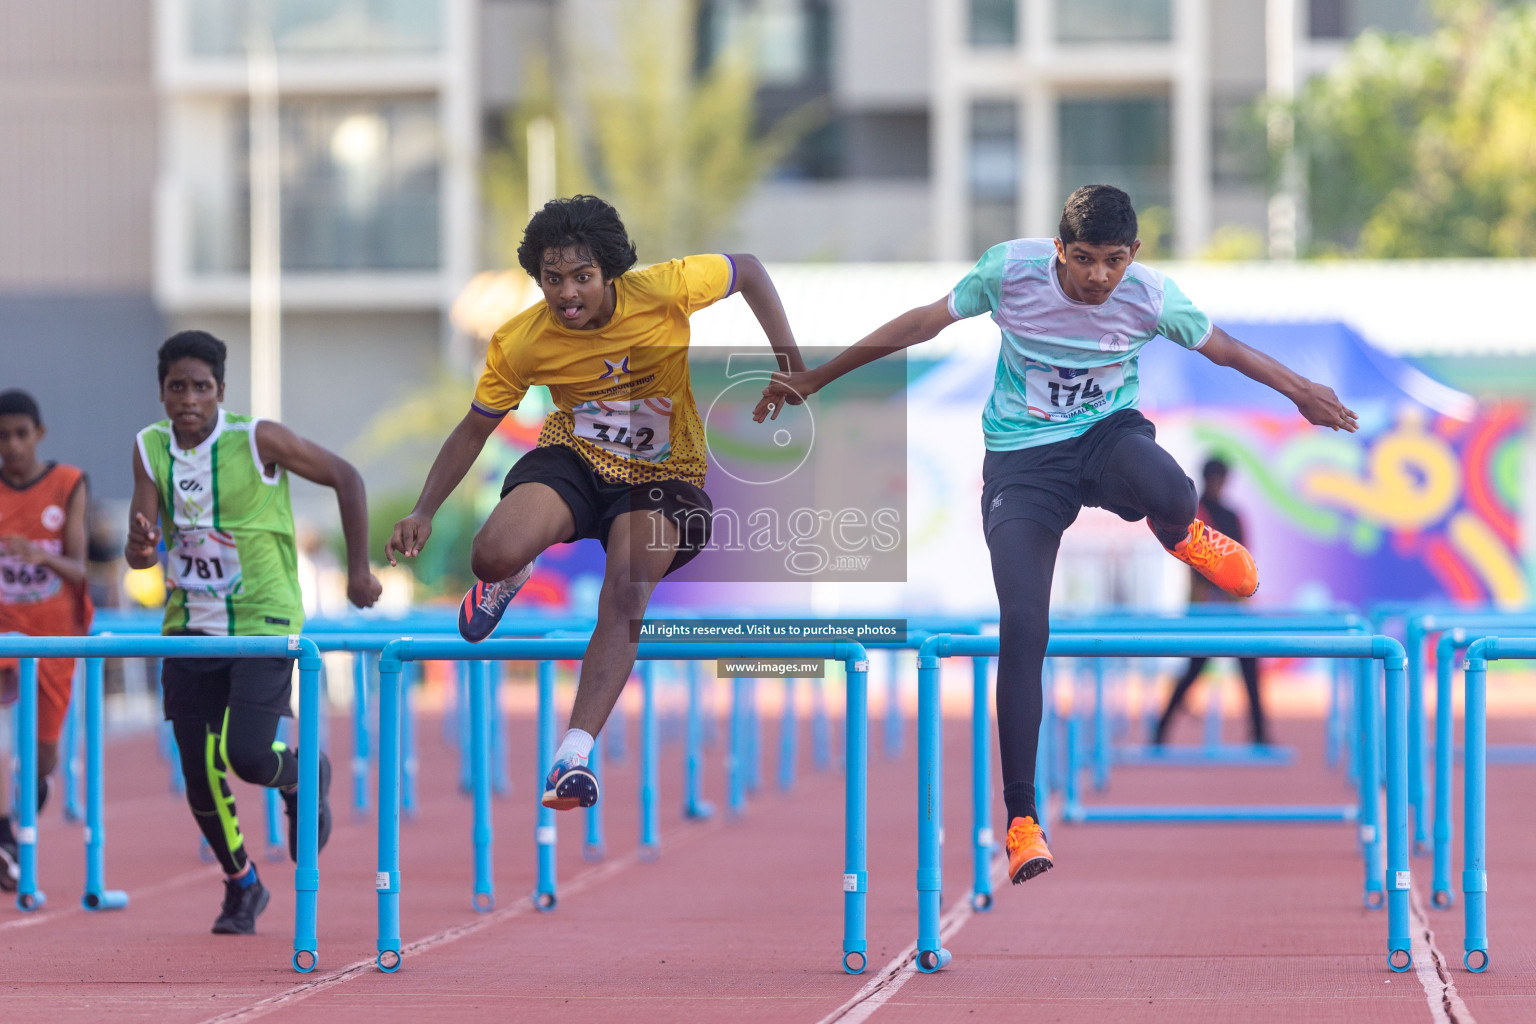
472,254,734,488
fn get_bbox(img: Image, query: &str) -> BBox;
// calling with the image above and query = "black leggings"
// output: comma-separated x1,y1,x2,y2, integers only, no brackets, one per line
172,706,297,876
1157,657,1267,744
989,433,1197,826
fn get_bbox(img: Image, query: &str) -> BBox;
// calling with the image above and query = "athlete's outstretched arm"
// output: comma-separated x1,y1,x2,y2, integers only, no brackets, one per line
727,253,807,378
753,296,957,422
385,409,500,565
255,421,382,608
1199,327,1359,432
125,442,162,571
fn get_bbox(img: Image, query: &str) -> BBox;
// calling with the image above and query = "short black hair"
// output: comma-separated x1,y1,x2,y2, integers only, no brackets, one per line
158,330,227,386
0,389,42,426
1059,184,1138,248
1202,456,1230,480
517,195,639,281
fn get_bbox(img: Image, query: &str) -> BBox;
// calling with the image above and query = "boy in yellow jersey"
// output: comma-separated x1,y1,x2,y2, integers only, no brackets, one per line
386,195,806,810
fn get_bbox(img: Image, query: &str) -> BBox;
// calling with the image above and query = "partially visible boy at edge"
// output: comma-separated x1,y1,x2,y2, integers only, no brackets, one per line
0,389,93,891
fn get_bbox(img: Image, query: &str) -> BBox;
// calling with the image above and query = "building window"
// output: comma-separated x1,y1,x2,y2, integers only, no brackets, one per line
696,0,832,87
969,0,1017,47
188,0,443,57
1309,0,1429,38
969,101,1018,254
1056,95,1171,236
1308,0,1348,38
191,98,441,273
1054,0,1171,43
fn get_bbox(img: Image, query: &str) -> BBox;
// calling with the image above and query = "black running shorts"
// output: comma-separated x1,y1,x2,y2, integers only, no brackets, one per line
980,408,1159,538
160,653,295,722
500,444,713,575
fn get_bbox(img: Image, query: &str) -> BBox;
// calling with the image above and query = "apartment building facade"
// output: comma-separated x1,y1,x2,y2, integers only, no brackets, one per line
1,0,1432,499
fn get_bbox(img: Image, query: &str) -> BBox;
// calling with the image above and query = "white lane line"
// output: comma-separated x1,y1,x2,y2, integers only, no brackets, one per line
1409,883,1477,1024
200,819,726,1024
816,858,1007,1024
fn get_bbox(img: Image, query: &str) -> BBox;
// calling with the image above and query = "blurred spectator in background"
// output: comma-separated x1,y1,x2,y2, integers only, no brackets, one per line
1153,457,1269,746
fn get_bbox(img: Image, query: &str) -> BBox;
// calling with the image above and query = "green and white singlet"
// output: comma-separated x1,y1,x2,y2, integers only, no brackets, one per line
136,409,305,636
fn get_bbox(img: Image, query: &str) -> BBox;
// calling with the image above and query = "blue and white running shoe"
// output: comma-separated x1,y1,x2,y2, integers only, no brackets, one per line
541,756,599,811
457,562,535,642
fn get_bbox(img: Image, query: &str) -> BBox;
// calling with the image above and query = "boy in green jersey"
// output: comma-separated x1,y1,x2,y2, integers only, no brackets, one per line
126,331,382,935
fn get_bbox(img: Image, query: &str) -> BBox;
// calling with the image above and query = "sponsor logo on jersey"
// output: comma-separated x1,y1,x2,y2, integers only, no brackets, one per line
41,505,65,531
1099,332,1130,352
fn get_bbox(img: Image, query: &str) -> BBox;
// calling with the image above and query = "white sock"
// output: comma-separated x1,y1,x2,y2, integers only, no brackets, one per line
554,728,594,764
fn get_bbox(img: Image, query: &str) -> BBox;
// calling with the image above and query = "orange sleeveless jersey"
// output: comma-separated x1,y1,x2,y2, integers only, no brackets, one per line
0,463,93,636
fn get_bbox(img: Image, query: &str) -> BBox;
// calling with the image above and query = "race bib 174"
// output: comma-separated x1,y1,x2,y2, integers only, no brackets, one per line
1024,362,1125,421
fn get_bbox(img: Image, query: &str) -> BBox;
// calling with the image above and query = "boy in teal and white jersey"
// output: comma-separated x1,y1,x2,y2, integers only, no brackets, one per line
126,331,382,935
758,185,1358,888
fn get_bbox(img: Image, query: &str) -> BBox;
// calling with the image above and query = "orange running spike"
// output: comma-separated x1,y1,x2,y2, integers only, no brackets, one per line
1005,816,1054,885
1156,518,1259,598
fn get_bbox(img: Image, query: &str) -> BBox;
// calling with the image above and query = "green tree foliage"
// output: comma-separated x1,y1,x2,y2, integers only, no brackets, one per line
1292,0,1536,257
484,0,820,267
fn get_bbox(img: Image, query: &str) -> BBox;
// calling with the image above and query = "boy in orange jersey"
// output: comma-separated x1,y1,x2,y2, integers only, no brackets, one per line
0,390,93,890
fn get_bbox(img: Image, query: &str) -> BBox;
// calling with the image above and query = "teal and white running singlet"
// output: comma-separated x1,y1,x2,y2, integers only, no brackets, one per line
136,409,305,636
948,238,1214,451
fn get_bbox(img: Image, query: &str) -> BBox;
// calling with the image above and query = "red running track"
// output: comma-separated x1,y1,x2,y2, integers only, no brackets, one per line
3,702,1533,1023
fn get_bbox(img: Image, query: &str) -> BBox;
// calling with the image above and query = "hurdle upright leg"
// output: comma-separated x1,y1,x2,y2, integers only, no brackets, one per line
914,649,948,972
683,661,713,819
535,660,557,909
1461,653,1489,972
352,651,371,817
81,657,127,910
1432,638,1458,907
639,661,659,859
61,667,82,823
1357,660,1384,908
15,658,44,910
469,661,495,910
375,652,404,972
293,645,323,973
841,653,869,975
1383,650,1412,971
778,676,797,792
970,655,994,911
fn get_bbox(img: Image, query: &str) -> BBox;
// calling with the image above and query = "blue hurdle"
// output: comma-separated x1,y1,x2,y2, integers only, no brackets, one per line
1456,635,1536,973
914,632,1411,976
60,671,83,823
3,634,324,974
683,661,713,820
373,637,871,975
1405,611,1536,856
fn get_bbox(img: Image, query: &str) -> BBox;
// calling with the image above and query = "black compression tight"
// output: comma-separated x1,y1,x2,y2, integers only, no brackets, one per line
988,433,1197,829
172,707,297,876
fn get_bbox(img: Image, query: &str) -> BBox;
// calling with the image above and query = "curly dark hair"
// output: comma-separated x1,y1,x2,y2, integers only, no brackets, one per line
158,330,228,386
1058,184,1138,247
517,195,639,280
